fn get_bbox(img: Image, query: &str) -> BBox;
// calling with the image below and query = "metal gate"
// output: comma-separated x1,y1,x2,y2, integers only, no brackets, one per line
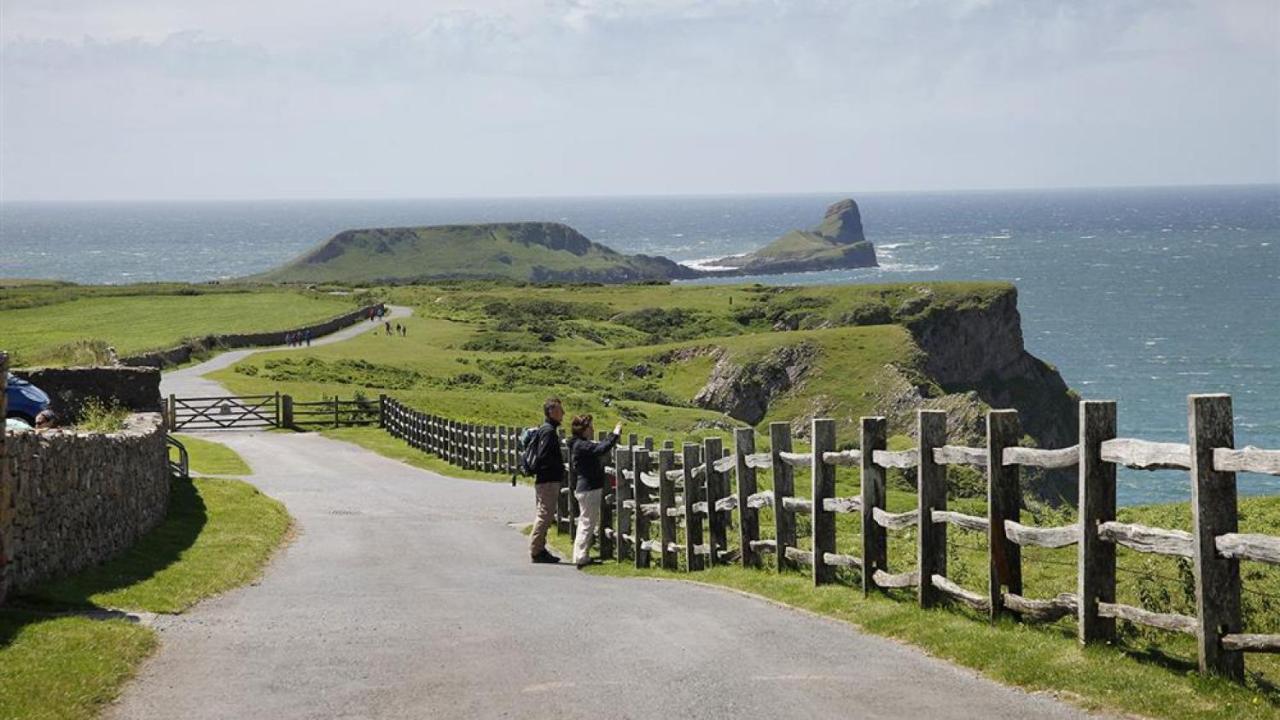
168,393,280,431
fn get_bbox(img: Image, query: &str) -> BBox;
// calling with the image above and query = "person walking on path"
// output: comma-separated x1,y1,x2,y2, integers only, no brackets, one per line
304,329,312,347
568,414,620,568
529,398,566,564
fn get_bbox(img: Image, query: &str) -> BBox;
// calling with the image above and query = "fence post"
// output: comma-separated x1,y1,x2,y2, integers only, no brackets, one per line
557,430,571,534
333,396,339,428
498,425,507,473
703,437,727,565
734,428,760,569
598,430,614,559
275,391,282,427
770,422,796,572
659,448,678,570
987,409,1022,621
861,417,887,596
1078,400,1117,644
282,395,295,429
812,418,837,585
683,443,704,571
1189,394,1244,681
917,409,947,609
379,395,387,429
615,444,633,562
633,448,651,568
168,394,177,431
567,433,578,540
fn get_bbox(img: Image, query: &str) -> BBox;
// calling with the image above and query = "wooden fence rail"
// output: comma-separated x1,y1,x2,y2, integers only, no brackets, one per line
375,393,1279,683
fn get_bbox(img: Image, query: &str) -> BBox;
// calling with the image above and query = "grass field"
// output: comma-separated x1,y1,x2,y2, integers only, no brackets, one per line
0,437,289,720
0,283,363,367
173,434,253,476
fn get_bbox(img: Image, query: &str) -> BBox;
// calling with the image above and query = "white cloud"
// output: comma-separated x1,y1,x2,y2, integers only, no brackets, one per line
1,0,1276,200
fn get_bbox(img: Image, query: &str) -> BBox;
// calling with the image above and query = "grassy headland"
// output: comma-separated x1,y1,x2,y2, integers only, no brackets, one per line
0,282,366,367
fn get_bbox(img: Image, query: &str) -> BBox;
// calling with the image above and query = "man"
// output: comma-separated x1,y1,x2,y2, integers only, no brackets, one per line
529,397,566,564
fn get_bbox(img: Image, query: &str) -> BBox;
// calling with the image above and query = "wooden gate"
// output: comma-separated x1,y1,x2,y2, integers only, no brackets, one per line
168,393,280,431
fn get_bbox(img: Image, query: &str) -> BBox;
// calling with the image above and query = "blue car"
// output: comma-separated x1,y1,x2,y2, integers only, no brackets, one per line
5,376,50,424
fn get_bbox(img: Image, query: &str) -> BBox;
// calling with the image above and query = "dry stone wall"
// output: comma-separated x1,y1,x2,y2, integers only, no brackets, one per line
119,302,384,368
13,366,162,418
0,413,170,602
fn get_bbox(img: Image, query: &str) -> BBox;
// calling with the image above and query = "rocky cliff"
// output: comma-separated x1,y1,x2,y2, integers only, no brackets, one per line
705,198,878,275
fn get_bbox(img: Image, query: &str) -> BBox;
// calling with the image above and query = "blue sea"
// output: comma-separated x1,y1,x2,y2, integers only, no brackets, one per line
2,186,1278,504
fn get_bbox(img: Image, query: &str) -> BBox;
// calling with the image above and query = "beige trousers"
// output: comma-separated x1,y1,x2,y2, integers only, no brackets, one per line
529,482,560,556
573,488,603,564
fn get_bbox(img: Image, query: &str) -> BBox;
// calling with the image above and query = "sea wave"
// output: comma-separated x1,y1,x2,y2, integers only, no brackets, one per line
681,255,741,272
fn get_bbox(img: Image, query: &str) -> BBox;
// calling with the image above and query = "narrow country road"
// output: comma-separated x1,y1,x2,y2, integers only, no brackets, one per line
119,308,1090,719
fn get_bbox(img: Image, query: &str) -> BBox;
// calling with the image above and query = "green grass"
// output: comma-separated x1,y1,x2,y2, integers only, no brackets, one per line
0,612,156,720
545,527,1278,720
0,287,359,367
322,426,520,483
173,434,252,476
24,476,290,614
0,462,291,720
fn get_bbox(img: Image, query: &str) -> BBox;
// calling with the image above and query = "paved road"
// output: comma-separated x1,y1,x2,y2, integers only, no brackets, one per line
117,311,1089,719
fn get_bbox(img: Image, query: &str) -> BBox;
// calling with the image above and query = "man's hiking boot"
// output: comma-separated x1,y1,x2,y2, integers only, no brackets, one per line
531,550,561,564
575,558,601,569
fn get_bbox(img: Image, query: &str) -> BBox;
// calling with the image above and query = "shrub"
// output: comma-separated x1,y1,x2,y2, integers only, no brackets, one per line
76,398,129,433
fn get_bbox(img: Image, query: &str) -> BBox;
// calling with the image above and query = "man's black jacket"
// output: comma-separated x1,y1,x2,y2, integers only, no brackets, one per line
532,421,565,485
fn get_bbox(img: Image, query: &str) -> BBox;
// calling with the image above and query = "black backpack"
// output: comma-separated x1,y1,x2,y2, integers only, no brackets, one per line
518,425,542,476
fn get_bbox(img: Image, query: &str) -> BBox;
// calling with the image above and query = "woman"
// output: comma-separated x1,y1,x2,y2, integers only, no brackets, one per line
568,413,621,569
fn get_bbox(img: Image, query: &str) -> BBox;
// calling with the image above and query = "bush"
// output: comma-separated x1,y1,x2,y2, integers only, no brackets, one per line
76,398,129,433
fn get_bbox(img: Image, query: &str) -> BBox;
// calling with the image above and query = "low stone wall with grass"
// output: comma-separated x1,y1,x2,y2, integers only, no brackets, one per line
12,366,162,420
120,302,386,368
0,413,170,602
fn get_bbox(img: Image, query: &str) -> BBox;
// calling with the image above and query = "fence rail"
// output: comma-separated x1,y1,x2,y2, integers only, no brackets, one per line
374,392,1279,684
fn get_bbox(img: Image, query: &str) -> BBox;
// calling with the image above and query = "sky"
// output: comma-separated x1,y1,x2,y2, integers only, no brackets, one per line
1,0,1277,201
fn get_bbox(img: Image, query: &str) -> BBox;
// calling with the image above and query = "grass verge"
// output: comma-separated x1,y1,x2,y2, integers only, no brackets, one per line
172,434,253,476
0,612,155,720
321,426,521,484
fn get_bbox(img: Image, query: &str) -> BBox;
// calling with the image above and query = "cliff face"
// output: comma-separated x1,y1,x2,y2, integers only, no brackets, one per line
903,288,1078,499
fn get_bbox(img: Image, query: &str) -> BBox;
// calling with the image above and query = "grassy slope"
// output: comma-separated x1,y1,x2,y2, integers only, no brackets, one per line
213,281,1003,443
257,224,682,284
0,285,359,367
1,437,289,720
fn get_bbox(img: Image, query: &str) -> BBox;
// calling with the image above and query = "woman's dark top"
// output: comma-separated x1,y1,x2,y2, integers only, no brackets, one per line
569,432,620,493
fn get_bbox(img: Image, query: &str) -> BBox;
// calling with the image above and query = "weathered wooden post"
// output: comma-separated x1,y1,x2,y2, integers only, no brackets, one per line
644,436,654,451
735,428,760,569
378,394,387,429
918,410,947,609
771,422,796,572
598,430,614,559
1189,394,1244,681
275,391,282,427
683,443,705,571
634,448,652,569
861,417,888,596
659,448,678,570
1078,400,1117,644
487,425,496,472
704,437,727,565
333,396,340,428
167,393,177,431
557,429,571,534
615,445,633,562
812,418,837,585
987,409,1023,621
281,394,295,429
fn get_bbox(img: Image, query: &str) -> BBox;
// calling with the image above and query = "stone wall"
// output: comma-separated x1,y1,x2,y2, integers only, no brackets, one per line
12,366,162,419
0,413,170,602
119,302,385,368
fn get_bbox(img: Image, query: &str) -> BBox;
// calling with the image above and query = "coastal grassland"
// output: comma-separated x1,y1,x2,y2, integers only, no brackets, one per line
548,492,1280,720
2,437,289,719
0,283,363,367
211,280,990,444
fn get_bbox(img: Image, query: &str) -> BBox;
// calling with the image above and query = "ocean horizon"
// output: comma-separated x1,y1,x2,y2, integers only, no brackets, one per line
2,184,1278,504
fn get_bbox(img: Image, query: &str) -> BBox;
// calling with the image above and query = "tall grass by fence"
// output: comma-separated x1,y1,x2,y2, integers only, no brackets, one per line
377,392,1280,683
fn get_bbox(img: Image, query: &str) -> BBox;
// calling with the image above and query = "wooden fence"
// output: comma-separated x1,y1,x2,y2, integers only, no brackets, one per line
376,393,1280,683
